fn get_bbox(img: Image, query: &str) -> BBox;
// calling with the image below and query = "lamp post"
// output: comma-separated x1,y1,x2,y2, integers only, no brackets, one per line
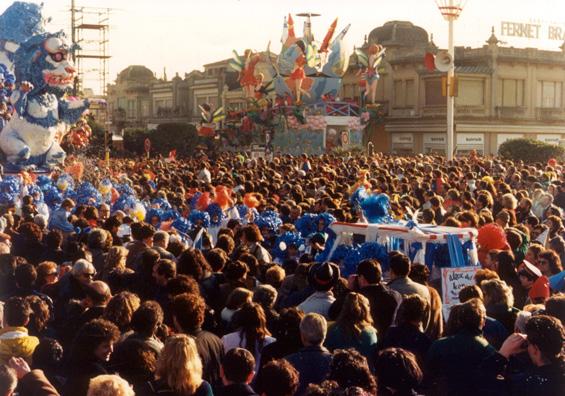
435,0,466,160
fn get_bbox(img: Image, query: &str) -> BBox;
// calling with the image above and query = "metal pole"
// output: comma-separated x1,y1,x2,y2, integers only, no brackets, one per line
446,0,455,160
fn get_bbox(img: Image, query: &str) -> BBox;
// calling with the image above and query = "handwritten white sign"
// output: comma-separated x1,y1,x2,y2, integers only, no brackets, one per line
441,266,479,306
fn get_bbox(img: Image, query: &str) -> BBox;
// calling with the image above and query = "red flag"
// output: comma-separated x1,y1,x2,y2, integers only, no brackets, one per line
424,52,436,72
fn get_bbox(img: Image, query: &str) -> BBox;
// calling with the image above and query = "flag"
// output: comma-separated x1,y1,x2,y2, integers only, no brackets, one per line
424,52,435,72
535,227,550,246
192,227,205,250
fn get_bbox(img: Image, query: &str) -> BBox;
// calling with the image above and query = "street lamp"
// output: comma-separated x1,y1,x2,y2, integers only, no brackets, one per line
434,0,466,160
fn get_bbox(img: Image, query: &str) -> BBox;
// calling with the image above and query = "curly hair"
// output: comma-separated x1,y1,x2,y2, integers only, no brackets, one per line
177,248,211,281
103,292,141,333
328,349,376,394
25,295,50,335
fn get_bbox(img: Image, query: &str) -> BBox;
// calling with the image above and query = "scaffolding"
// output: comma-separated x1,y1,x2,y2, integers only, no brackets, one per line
70,1,111,95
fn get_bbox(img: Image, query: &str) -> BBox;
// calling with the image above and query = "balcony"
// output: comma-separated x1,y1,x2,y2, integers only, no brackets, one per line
535,107,565,121
495,106,528,119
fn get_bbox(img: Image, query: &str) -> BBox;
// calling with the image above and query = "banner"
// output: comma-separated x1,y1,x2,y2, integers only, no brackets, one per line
441,266,479,318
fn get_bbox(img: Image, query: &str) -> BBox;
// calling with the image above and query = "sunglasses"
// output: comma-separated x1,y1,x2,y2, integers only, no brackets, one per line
82,272,96,278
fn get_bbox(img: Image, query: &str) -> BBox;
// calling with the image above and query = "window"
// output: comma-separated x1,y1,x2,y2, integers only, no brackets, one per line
127,100,135,118
405,79,416,107
456,79,484,106
393,80,404,107
425,79,446,106
537,81,563,108
501,79,524,107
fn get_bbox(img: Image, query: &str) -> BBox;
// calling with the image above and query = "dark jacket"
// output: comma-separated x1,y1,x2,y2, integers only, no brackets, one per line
62,361,108,396
360,283,401,336
425,329,497,396
189,328,225,388
480,353,565,396
486,304,519,335
216,383,258,396
380,324,432,364
285,345,332,396
139,379,213,396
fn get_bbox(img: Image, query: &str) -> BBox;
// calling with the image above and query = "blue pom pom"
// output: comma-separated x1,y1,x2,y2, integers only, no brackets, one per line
145,208,164,224
152,197,171,210
0,176,22,205
43,185,63,207
190,192,202,208
272,231,305,260
295,213,318,237
254,210,282,233
206,203,225,227
172,217,191,235
316,213,336,233
360,193,394,224
189,210,210,229
75,182,102,207
350,186,369,208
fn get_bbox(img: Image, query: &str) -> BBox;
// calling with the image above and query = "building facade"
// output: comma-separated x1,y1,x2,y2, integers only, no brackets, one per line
341,21,565,155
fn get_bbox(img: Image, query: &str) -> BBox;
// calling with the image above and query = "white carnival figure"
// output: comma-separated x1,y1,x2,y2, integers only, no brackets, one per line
0,31,89,170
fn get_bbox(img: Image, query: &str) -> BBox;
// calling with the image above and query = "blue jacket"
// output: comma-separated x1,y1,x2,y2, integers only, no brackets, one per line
286,346,332,396
48,208,74,233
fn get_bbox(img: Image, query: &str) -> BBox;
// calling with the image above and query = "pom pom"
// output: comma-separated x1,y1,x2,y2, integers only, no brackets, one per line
349,186,369,208
237,204,248,218
172,217,191,235
272,231,305,260
254,210,282,233
295,213,318,237
151,197,172,211
145,208,164,224
130,201,146,222
206,203,226,227
75,182,102,207
56,173,74,192
243,193,260,208
316,213,336,233
358,242,389,271
214,185,234,210
190,192,202,209
477,223,509,263
43,185,63,207
195,192,211,211
189,210,210,228
99,178,112,195
0,176,22,205
360,193,394,224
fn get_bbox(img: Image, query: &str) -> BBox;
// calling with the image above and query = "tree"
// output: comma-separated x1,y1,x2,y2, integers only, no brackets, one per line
498,138,565,163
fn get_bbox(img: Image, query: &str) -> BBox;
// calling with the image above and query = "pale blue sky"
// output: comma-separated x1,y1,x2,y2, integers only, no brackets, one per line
2,0,565,92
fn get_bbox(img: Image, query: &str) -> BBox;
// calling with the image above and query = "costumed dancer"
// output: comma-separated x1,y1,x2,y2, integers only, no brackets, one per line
240,50,262,99
286,41,313,105
356,44,385,105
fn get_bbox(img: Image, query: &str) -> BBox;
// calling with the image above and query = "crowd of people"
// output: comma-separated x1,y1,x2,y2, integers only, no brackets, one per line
0,150,564,396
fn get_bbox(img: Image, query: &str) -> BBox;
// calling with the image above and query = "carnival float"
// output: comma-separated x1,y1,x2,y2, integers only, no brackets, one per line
219,12,386,156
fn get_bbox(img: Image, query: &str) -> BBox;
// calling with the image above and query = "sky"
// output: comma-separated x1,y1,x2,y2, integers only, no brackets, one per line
2,0,565,93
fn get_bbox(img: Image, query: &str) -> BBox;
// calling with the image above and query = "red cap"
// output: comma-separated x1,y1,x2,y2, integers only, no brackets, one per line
528,276,550,300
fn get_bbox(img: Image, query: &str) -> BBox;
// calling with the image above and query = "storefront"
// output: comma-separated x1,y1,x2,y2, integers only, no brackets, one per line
391,133,414,154
423,133,447,155
537,134,563,145
496,134,524,152
456,133,484,155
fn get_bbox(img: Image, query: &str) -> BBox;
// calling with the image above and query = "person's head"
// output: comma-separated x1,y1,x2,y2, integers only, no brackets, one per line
544,293,565,324
137,223,155,246
336,293,373,337
271,307,304,343
474,268,499,285
153,231,170,249
256,359,299,396
524,315,565,366
328,349,376,394
36,261,58,289
458,285,483,303
265,265,285,289
103,292,141,333
130,300,164,338
221,348,255,386
0,365,17,396
166,275,200,297
299,313,327,347
88,228,110,251
224,260,249,282
84,280,112,308
61,198,75,211
104,246,129,273
374,348,423,394
177,248,211,281
205,248,228,272
31,337,64,373
14,262,37,290
356,259,382,287
87,374,135,396
156,334,203,395
538,250,562,277
241,224,263,244
72,259,97,285
518,261,541,289
232,302,270,357
458,298,486,332
26,295,50,335
71,319,120,364
4,296,32,327
152,259,176,287
172,293,206,333
481,279,514,309
396,294,429,327
308,262,339,292
253,284,278,310
44,229,64,250
389,251,410,279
